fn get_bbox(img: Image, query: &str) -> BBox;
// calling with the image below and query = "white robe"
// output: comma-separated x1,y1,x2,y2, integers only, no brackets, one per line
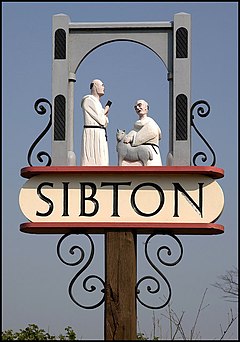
124,116,162,166
80,95,109,166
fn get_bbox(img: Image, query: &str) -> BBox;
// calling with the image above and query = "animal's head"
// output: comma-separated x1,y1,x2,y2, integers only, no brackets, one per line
116,129,126,141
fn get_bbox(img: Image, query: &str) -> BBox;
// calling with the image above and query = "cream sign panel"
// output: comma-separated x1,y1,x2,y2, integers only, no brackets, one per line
19,174,224,223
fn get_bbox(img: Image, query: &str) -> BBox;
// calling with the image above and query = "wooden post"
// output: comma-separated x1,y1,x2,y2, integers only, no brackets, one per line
104,231,137,340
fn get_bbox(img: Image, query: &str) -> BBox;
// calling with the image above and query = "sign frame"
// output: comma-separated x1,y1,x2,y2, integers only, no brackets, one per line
19,166,224,235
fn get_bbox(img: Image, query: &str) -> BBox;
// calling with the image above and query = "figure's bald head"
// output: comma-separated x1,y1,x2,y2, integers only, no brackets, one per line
135,99,149,108
90,79,102,88
134,99,149,117
90,79,105,97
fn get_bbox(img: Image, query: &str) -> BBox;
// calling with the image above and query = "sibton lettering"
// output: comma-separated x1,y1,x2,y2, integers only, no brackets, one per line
35,181,203,218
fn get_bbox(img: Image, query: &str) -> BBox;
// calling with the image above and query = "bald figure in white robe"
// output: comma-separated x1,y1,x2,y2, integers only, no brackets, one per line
80,95,109,166
123,100,162,166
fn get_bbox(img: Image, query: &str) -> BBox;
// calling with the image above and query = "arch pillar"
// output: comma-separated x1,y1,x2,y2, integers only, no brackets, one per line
168,12,191,165
52,14,73,165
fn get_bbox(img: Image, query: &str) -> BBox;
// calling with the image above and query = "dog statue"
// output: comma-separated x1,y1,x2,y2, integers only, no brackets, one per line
116,129,153,166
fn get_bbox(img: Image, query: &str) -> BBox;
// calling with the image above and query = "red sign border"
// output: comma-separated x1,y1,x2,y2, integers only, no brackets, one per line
20,221,224,235
21,165,224,179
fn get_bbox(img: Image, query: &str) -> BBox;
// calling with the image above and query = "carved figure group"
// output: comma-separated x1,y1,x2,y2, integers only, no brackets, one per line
80,81,162,166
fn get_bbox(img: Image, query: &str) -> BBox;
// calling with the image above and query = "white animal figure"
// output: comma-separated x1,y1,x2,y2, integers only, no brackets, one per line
116,129,153,166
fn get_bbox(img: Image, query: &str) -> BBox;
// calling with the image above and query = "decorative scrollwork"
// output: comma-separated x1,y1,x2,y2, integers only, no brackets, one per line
136,233,183,309
56,234,105,310
191,100,216,166
27,98,52,166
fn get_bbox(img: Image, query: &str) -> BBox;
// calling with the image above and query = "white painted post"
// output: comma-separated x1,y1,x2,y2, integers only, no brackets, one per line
52,14,70,165
168,12,191,165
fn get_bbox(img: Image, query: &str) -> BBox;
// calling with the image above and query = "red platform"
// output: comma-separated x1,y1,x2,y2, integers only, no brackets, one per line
21,165,224,179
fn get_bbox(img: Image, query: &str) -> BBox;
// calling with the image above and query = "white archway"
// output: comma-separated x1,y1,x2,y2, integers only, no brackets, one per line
51,13,191,166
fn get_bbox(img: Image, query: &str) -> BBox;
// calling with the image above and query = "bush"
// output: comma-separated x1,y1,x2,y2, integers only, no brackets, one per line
1,324,76,340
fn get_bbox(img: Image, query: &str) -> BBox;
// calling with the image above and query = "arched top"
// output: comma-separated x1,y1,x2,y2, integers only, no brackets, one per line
68,25,173,73
74,38,168,74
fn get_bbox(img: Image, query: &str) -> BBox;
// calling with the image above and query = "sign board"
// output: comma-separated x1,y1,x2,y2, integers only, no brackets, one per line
19,166,224,234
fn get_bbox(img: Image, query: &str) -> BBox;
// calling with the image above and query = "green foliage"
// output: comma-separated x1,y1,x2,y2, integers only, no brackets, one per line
1,324,76,340
137,332,148,340
137,332,160,340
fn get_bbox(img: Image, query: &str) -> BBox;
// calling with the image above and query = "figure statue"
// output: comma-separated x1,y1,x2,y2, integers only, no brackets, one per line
120,99,162,166
80,79,112,166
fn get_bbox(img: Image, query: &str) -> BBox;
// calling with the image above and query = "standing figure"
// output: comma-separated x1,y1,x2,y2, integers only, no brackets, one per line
80,79,111,166
123,99,162,166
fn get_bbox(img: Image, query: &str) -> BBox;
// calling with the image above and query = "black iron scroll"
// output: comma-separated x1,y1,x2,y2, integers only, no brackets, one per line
191,100,216,166
56,234,105,309
27,98,52,166
136,233,183,309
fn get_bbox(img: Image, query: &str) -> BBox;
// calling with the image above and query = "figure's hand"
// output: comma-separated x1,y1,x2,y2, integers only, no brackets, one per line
104,105,110,116
104,100,112,116
123,136,132,144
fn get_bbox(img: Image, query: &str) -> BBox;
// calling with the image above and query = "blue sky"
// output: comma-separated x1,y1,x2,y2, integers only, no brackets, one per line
2,2,238,340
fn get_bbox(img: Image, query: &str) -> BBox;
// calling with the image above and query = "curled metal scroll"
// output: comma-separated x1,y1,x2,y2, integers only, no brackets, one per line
27,98,52,166
56,234,105,309
191,100,216,166
136,233,183,309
